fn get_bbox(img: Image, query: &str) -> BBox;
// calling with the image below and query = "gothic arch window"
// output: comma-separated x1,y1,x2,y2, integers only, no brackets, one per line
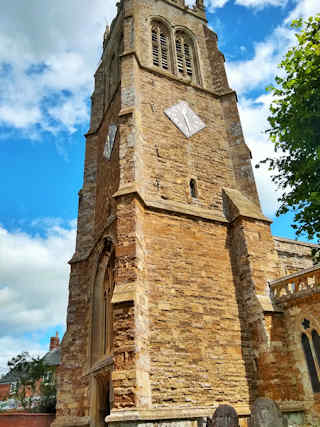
301,319,320,393
151,21,171,72
103,251,115,355
91,243,115,365
175,31,199,83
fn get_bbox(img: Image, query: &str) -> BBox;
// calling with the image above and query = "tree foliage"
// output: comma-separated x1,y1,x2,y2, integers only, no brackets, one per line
259,15,320,242
7,352,56,413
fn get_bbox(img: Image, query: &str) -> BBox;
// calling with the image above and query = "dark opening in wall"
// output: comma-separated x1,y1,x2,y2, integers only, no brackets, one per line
302,332,320,393
190,178,197,198
312,330,320,368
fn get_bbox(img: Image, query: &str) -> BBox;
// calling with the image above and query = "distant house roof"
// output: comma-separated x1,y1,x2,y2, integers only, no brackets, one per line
0,370,20,385
42,347,61,367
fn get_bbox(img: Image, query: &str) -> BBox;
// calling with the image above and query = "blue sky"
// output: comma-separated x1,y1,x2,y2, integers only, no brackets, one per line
0,0,319,375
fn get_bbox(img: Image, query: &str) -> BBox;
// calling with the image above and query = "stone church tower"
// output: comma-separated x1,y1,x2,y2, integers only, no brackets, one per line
53,0,320,426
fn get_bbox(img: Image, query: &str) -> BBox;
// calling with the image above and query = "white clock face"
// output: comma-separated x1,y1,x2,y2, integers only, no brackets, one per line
164,101,206,138
103,124,117,160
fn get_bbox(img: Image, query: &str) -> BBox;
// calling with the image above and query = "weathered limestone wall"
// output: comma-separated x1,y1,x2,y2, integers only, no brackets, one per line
137,68,235,215
133,0,259,209
135,200,152,410
74,134,97,261
112,300,136,409
111,196,138,410
258,312,301,403
274,236,316,276
220,93,259,207
226,216,282,398
203,25,229,95
94,91,121,240
141,207,252,411
90,7,123,132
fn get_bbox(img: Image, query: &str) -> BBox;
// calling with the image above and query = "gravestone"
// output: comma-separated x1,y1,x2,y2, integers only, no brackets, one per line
208,404,239,427
250,397,287,427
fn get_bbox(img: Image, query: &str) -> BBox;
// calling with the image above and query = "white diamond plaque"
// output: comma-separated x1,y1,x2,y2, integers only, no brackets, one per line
103,124,118,160
164,101,206,138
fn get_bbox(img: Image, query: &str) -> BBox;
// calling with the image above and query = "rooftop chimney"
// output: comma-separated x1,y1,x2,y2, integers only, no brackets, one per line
49,331,60,351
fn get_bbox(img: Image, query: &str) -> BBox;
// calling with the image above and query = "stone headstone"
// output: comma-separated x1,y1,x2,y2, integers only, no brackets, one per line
208,404,239,427
250,398,287,427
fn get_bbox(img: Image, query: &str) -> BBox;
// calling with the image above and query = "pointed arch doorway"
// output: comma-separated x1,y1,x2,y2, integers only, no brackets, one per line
92,372,112,427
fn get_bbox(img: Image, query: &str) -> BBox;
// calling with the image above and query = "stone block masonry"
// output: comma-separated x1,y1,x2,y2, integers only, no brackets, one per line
53,0,320,425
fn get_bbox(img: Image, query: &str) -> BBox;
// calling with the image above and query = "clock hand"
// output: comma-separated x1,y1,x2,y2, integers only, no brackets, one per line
183,111,191,136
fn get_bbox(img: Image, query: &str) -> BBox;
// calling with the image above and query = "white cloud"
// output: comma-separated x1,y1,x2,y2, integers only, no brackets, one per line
206,0,229,12
285,0,320,23
237,94,282,215
235,0,286,8
0,0,117,135
0,336,48,377
226,0,320,96
48,93,89,134
0,221,76,338
206,0,286,11
225,0,320,215
226,25,294,95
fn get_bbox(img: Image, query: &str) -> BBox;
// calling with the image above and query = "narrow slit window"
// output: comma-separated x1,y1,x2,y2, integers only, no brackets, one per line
190,179,197,198
151,22,171,72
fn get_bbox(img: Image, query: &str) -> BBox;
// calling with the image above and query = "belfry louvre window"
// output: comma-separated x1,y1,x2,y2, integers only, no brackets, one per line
151,22,171,71
175,32,197,81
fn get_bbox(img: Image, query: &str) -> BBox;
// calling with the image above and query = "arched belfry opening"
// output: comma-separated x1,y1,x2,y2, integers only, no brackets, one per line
151,20,172,72
175,30,199,84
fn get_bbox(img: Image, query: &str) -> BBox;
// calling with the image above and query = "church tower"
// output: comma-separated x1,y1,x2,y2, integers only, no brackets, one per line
53,0,285,426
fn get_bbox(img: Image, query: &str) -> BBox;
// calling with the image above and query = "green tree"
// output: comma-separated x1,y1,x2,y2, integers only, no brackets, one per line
259,15,320,242
7,352,56,413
